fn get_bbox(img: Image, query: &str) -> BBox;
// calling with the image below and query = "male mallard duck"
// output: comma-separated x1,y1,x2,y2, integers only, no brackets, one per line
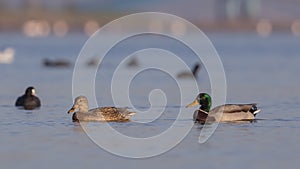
15,86,41,110
186,93,261,123
67,96,136,122
177,63,201,79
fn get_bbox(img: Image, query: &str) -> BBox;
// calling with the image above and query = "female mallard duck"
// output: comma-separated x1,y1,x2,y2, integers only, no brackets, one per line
67,96,135,122
15,86,41,110
186,93,261,123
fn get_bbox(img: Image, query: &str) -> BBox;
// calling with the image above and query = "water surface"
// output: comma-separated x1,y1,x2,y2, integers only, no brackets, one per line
0,32,299,169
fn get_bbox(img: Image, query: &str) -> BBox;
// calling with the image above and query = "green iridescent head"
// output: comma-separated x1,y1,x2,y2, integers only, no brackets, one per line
186,93,212,112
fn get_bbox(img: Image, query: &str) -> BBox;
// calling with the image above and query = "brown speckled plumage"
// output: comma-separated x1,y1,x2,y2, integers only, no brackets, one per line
68,96,135,122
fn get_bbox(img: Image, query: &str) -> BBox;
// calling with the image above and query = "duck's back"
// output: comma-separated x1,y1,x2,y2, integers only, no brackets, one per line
91,107,135,121
73,107,135,122
211,104,255,114
210,104,257,122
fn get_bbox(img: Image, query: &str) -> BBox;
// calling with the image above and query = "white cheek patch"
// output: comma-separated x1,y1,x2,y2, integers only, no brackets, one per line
32,89,36,95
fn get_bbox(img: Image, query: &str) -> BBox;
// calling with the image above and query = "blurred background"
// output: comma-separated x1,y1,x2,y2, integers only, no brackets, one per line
1,1,300,169
0,0,300,36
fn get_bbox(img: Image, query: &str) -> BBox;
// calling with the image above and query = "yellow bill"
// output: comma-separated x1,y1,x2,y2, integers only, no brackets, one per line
185,99,199,108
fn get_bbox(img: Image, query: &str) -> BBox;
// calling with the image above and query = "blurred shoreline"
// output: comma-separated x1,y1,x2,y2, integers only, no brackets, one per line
0,10,297,33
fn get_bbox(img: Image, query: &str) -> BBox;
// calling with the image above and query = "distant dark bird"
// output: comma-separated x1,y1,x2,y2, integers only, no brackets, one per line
68,96,135,122
126,57,139,68
177,63,201,79
43,58,71,67
86,57,99,67
15,87,41,110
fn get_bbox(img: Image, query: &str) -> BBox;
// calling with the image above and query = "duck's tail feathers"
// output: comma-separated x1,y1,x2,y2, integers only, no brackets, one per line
117,108,136,117
253,109,261,116
249,104,261,116
127,112,136,116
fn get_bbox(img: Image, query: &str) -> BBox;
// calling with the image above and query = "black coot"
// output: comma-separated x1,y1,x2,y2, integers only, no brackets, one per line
15,86,41,110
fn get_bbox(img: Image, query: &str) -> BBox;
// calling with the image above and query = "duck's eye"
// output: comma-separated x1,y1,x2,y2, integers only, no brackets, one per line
198,98,203,103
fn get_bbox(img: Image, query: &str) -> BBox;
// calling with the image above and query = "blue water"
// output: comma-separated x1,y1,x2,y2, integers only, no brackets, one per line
0,32,300,169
